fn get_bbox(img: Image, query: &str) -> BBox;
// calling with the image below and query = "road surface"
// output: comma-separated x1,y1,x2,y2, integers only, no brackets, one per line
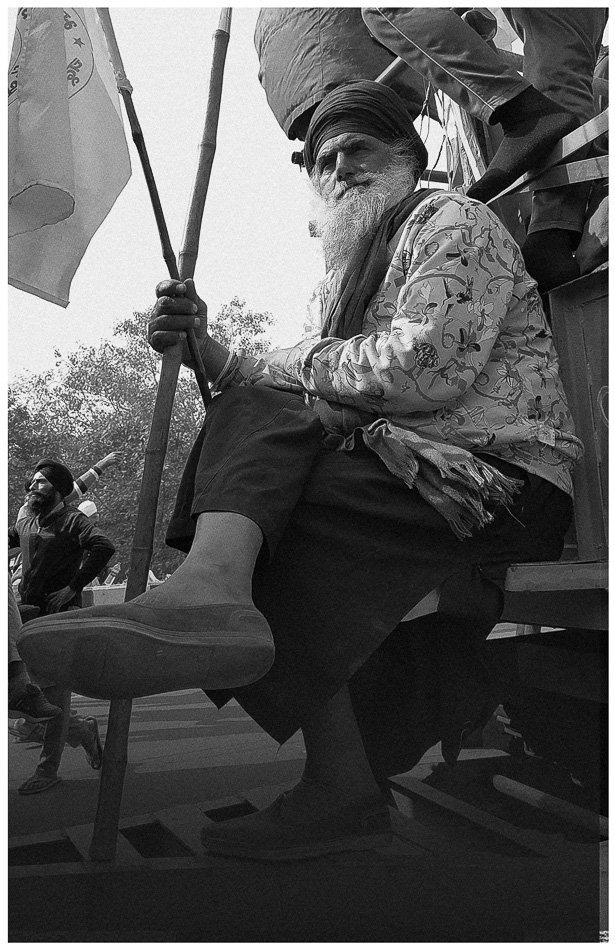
9,689,306,838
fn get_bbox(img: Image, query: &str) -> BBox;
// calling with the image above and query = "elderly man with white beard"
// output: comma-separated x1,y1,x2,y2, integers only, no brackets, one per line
19,82,582,859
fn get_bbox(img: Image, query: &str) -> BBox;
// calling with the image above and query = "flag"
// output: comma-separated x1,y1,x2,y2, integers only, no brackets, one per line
8,8,131,307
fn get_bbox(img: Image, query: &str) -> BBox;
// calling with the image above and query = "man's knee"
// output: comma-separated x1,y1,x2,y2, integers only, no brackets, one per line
207,386,321,440
211,385,305,414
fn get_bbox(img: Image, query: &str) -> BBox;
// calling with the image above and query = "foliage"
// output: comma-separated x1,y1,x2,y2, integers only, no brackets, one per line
8,299,273,578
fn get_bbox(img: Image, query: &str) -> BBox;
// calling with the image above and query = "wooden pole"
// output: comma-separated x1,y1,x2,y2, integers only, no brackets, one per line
89,8,233,862
96,7,210,405
179,9,232,278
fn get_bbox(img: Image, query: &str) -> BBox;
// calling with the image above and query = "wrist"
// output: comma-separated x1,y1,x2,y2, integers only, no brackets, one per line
199,333,216,358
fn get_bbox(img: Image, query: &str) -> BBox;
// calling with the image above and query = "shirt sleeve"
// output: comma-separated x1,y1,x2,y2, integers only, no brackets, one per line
8,524,19,550
68,517,115,593
228,197,518,416
65,466,102,505
214,278,334,394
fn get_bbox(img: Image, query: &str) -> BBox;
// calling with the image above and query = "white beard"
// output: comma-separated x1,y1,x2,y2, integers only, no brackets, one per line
312,155,418,272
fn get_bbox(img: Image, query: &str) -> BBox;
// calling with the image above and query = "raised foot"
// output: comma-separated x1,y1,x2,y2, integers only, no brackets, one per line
17,602,275,700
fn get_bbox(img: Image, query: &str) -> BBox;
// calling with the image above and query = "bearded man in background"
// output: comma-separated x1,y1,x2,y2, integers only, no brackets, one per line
9,459,115,793
20,82,581,857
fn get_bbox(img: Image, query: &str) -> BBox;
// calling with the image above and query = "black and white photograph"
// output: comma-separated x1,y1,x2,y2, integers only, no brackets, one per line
8,6,608,942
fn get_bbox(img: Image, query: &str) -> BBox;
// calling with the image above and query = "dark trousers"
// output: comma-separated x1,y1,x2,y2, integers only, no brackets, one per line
363,7,607,234
168,387,572,772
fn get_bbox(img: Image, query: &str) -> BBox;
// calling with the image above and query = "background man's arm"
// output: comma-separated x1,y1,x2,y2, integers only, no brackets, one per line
65,451,122,505
45,525,115,613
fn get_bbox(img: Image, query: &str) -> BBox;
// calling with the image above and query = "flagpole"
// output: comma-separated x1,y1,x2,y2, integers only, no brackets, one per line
96,7,211,406
89,8,233,863
179,8,232,278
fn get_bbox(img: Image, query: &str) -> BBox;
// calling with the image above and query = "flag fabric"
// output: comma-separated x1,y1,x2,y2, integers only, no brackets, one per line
8,8,131,307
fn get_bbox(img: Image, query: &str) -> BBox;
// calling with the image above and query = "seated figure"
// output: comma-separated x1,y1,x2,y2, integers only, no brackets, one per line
19,81,582,860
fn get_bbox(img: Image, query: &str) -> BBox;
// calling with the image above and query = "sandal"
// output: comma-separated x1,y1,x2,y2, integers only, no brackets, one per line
82,717,103,770
18,773,61,795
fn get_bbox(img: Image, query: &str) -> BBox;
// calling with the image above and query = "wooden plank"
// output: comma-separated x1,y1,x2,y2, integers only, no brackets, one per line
528,155,608,191
374,835,428,859
492,776,607,838
118,812,155,829
502,556,608,629
66,821,145,866
490,109,609,200
505,560,606,591
9,829,72,849
550,271,608,561
502,588,607,631
155,803,209,856
390,775,562,858
198,794,249,814
9,863,92,879
389,792,480,857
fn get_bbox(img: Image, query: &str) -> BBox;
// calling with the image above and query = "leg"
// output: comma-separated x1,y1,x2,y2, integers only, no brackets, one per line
362,7,527,123
200,683,392,862
16,388,325,699
300,683,381,799
138,512,263,608
362,8,579,203
18,685,71,794
8,574,23,667
8,575,61,723
199,456,572,860
506,9,606,120
504,9,608,291
65,711,104,770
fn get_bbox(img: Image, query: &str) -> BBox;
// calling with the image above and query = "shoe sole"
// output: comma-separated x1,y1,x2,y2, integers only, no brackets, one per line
18,617,275,700
7,708,60,723
18,776,61,795
201,831,393,862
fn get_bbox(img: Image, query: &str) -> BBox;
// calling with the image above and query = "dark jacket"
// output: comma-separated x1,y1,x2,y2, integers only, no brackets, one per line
9,503,115,614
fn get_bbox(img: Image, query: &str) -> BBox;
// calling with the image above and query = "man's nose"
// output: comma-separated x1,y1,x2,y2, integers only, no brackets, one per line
335,151,356,181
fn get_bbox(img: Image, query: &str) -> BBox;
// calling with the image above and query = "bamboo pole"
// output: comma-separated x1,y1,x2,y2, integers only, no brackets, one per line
179,8,232,278
89,9,232,862
97,8,210,406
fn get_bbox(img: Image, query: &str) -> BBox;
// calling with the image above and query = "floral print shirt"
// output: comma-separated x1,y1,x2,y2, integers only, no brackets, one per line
223,192,582,496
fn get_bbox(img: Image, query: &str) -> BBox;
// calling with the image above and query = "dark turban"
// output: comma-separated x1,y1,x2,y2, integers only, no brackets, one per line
31,458,74,498
303,80,428,176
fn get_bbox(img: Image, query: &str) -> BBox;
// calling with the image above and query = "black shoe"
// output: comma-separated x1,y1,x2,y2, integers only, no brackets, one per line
8,683,62,722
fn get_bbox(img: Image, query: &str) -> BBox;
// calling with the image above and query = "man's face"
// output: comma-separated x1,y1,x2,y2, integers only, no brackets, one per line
26,472,59,514
313,132,394,202
310,132,417,271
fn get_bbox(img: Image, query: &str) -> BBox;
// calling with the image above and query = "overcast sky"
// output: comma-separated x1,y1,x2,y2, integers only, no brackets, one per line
8,6,455,381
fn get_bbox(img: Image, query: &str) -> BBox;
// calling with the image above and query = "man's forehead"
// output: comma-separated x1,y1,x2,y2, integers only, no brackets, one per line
30,471,50,483
316,130,387,158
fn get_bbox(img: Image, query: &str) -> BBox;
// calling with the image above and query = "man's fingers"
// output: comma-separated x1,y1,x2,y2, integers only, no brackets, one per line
149,312,199,333
155,279,187,299
153,294,198,317
181,279,201,306
149,330,186,352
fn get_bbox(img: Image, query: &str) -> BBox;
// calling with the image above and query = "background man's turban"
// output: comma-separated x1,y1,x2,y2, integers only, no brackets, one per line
32,458,74,498
303,80,428,176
